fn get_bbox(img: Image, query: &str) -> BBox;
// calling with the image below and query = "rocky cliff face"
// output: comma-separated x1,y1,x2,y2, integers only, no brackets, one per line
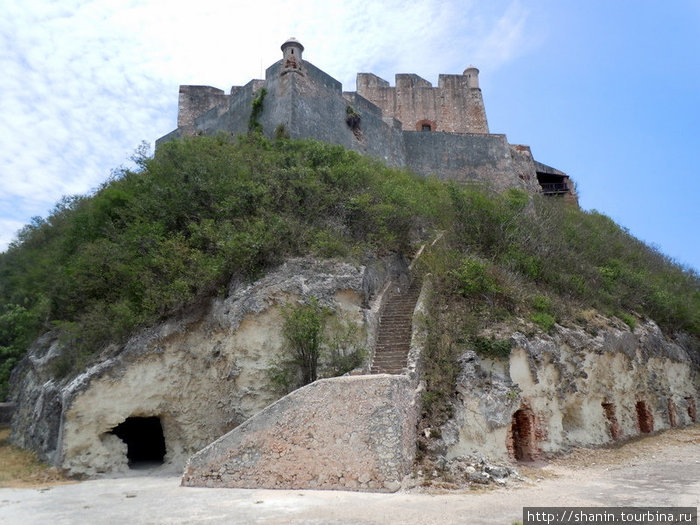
438,315,698,461
9,256,408,476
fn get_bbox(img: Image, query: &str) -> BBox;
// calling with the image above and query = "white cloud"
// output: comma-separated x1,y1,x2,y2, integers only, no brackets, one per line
0,219,27,250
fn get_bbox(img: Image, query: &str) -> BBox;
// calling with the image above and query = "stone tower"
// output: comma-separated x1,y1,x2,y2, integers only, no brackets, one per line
463,65,480,89
281,37,304,71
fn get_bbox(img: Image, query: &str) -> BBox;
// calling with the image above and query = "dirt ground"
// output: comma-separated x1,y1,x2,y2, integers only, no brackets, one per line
1,425,698,524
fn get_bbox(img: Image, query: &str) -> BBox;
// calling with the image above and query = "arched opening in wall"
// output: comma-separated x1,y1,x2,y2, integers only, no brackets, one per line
110,416,166,468
511,409,536,461
667,398,678,428
601,402,622,440
686,397,697,423
635,400,654,433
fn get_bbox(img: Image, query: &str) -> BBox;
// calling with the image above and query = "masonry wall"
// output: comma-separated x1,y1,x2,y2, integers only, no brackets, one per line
178,86,229,131
357,73,489,134
263,61,406,167
195,79,264,137
403,132,535,191
509,144,547,193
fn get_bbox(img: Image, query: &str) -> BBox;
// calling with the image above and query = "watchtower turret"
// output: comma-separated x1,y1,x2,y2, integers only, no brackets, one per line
463,65,480,89
281,37,304,69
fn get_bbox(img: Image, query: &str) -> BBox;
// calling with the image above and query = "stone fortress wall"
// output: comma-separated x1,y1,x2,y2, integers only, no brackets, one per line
356,67,488,134
157,38,575,200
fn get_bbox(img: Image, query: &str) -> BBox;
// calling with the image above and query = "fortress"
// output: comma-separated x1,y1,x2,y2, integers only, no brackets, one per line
8,40,697,491
157,38,576,200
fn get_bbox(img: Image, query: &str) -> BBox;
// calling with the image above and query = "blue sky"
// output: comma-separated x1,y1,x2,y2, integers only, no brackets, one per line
1,0,698,272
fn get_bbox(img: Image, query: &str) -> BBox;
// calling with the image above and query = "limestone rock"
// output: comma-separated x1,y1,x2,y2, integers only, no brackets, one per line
9,256,404,476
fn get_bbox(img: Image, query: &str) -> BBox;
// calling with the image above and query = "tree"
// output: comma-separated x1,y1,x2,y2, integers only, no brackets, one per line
282,298,328,385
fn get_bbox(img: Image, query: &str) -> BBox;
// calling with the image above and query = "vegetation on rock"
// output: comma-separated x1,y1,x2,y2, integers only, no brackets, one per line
268,299,367,394
0,134,697,400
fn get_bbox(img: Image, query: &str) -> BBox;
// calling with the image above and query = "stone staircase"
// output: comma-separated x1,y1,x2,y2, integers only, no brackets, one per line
370,278,422,374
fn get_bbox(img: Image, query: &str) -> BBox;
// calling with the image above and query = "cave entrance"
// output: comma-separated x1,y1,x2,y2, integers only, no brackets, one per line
111,416,166,468
511,409,536,461
635,400,654,433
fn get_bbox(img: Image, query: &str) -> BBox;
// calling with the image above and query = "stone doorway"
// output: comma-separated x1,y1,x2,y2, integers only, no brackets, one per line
635,401,654,434
511,409,536,461
601,402,622,440
110,416,166,468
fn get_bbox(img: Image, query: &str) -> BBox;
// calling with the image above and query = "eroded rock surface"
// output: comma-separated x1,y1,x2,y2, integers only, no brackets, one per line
9,256,406,475
440,317,699,462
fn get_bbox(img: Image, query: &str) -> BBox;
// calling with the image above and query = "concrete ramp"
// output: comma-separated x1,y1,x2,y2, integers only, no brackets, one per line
181,374,419,492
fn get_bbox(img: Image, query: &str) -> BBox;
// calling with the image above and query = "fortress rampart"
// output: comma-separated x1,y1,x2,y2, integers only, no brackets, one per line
157,38,575,199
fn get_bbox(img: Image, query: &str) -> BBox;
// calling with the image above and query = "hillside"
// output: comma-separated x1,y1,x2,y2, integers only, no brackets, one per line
1,134,698,404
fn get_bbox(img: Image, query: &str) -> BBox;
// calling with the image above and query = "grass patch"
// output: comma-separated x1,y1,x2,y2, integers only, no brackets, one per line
0,426,69,487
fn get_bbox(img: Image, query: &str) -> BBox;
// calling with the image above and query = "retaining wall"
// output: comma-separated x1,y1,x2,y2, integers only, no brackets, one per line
182,374,419,491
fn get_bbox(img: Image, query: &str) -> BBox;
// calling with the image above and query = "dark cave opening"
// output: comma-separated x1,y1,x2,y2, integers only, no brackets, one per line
110,416,166,468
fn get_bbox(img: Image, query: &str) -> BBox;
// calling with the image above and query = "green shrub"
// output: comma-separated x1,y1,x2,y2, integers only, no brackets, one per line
0,134,697,398
322,317,367,377
531,294,553,313
471,335,512,359
281,298,329,386
531,312,556,333
452,258,501,297
618,312,636,330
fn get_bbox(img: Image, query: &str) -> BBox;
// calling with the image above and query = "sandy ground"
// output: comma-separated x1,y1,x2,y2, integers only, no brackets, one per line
1,426,698,525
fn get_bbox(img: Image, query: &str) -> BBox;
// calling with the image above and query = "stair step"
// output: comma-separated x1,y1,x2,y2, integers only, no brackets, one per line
370,277,423,375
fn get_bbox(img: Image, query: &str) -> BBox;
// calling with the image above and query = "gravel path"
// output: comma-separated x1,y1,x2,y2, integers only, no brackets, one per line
1,426,698,525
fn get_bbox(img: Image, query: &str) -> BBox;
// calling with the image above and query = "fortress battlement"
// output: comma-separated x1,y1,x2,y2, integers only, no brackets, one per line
157,38,575,199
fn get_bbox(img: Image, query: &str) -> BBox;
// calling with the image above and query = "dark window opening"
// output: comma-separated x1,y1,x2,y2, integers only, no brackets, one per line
111,416,166,468
511,409,536,461
291,49,294,55
536,172,569,195
421,124,432,132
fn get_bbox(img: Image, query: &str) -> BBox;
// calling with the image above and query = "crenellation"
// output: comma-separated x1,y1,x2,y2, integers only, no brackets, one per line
160,38,575,200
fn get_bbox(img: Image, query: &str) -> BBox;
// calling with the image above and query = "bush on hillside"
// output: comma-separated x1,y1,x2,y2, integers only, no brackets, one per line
0,134,697,400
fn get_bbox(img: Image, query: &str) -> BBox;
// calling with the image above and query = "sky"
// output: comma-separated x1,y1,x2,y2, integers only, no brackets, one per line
1,0,699,272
